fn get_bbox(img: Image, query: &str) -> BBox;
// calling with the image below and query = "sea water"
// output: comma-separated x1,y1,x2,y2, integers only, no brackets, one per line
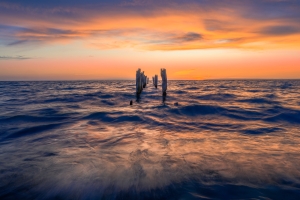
0,80,300,199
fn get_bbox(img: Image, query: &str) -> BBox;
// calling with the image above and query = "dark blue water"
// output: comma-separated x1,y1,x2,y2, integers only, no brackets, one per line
0,80,300,199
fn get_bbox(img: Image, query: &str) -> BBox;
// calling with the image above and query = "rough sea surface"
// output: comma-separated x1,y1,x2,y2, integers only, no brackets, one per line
0,80,300,200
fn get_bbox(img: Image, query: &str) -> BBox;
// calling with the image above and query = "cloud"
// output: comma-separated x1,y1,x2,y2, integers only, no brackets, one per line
204,19,237,32
215,38,242,44
145,32,202,44
7,40,28,46
2,26,109,46
0,55,31,60
175,32,202,42
15,27,88,40
258,25,300,36
90,30,205,51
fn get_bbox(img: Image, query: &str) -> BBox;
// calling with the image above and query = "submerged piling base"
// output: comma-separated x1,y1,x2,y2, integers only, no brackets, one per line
162,92,166,103
136,93,141,102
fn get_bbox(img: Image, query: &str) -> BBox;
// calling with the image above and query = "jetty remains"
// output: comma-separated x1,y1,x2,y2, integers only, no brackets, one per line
135,68,167,103
136,68,149,95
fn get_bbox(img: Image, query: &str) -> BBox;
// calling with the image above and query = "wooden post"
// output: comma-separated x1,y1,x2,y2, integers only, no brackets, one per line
136,69,142,95
161,68,167,95
142,72,146,88
152,76,155,86
154,75,158,88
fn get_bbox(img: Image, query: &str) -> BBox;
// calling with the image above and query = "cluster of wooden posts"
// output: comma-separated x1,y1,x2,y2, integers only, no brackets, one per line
135,69,149,95
136,68,167,96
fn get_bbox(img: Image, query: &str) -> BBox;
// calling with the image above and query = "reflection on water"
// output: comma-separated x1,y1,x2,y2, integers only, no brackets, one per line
0,80,300,199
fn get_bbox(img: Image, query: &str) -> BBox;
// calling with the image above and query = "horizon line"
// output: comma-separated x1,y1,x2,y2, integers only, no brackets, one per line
1,78,300,82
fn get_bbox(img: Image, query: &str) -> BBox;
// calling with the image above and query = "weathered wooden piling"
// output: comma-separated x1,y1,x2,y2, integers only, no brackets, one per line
136,69,143,95
152,77,155,86
141,71,145,89
143,73,147,88
136,69,150,96
154,75,158,88
161,68,167,95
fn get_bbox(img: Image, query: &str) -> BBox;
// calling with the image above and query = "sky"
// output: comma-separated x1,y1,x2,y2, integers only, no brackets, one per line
0,0,300,80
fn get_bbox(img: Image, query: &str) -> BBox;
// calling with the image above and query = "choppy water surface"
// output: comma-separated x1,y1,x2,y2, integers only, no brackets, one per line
0,80,300,199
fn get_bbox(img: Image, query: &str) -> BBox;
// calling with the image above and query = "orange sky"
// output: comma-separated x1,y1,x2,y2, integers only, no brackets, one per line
0,1,300,80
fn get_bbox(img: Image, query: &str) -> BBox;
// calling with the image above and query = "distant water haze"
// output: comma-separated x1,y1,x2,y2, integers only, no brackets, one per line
0,80,300,199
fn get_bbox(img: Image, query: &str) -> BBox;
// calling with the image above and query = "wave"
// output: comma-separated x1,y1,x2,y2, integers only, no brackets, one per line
170,104,225,116
3,123,64,140
172,90,188,94
196,93,237,101
241,127,283,135
100,100,115,106
185,86,199,90
280,82,293,89
84,112,150,125
0,115,67,123
265,112,300,124
238,97,276,104
167,104,264,120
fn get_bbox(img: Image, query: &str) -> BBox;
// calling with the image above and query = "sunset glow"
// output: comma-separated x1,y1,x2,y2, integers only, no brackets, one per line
1,0,300,80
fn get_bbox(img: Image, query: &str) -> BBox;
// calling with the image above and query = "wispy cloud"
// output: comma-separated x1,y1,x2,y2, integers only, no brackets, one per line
175,32,202,42
7,40,28,46
258,25,300,36
0,55,31,60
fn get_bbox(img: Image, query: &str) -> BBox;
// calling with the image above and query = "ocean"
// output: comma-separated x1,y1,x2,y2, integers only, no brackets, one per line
0,80,300,199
